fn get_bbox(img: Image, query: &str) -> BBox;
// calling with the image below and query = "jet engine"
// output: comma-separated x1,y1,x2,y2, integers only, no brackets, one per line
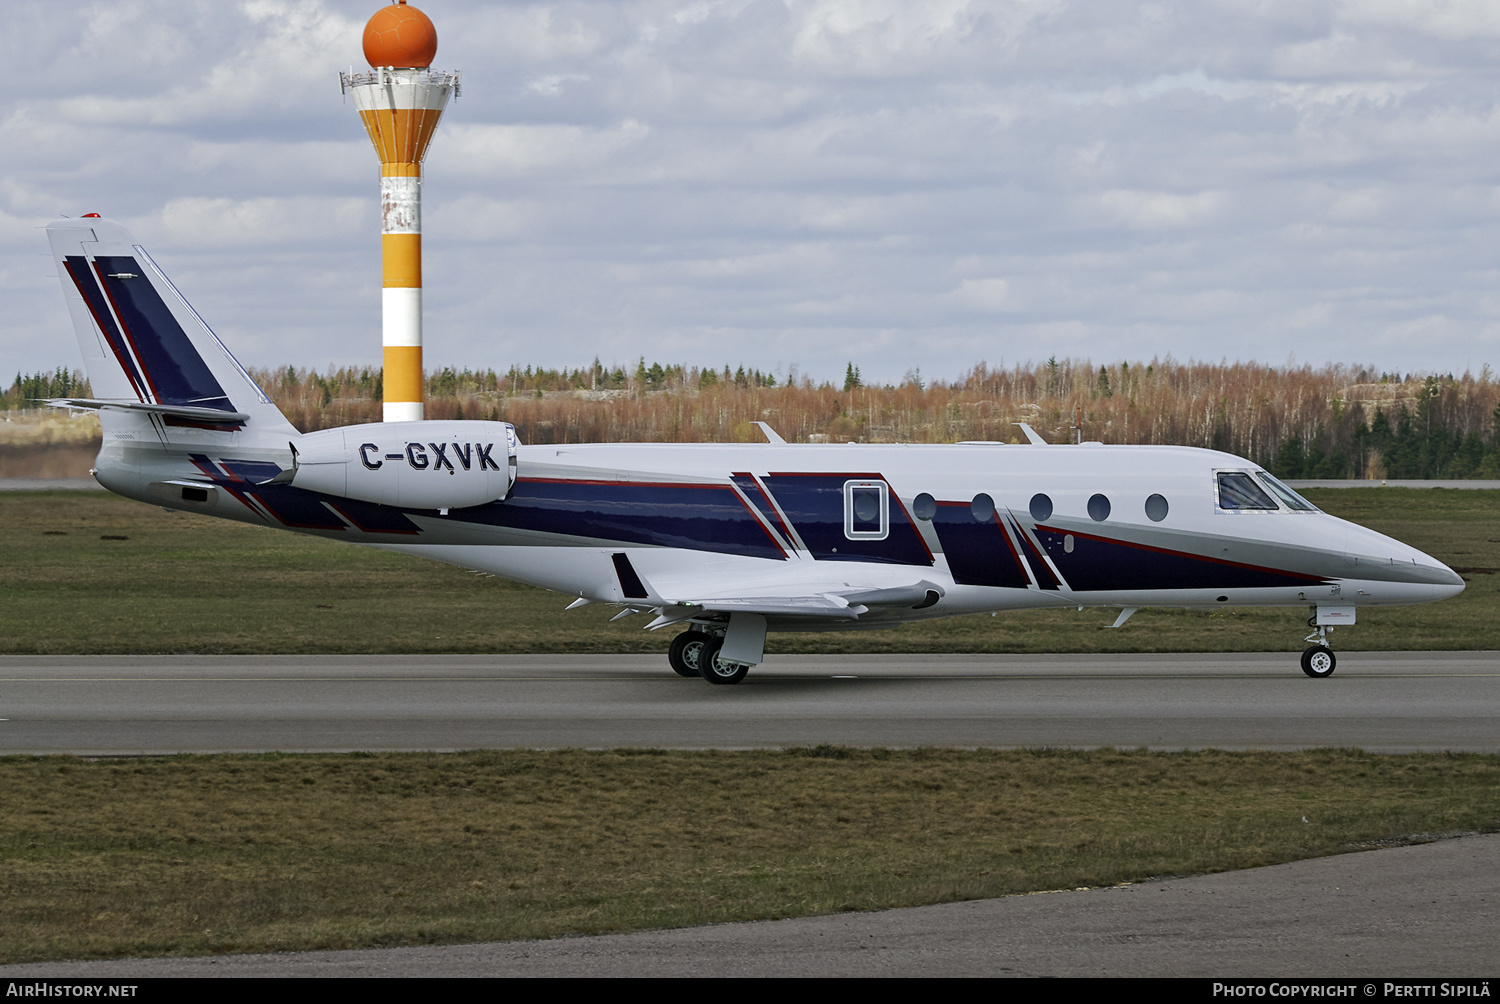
287,421,518,510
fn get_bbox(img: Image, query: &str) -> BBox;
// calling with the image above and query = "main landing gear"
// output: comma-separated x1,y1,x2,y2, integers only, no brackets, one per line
1301,617,1337,678
667,631,709,678
668,629,751,685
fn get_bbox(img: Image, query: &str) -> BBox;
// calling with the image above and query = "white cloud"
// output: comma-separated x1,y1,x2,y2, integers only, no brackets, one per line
153,196,369,248
951,277,1011,311
525,73,591,97
4,0,1499,383
1336,0,1500,40
1097,190,1225,230
440,119,652,179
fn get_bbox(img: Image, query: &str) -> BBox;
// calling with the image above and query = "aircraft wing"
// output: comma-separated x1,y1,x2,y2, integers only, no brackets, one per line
640,579,945,628
690,595,863,619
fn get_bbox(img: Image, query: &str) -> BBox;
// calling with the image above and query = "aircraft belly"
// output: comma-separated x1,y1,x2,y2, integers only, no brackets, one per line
378,543,621,597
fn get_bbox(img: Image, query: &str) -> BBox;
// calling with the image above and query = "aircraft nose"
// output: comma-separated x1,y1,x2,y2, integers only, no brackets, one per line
1396,549,1465,600
1341,520,1465,601
1426,559,1466,599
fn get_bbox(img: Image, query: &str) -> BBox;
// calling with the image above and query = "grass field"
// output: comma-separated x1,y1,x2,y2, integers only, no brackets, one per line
1,748,1497,964
3,487,1497,963
1,487,1496,655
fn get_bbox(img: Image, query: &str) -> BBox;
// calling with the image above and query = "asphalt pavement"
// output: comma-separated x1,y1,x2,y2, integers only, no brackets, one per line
1,651,1496,754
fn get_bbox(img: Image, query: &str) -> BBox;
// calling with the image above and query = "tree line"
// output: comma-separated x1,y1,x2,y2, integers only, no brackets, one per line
8,360,1500,479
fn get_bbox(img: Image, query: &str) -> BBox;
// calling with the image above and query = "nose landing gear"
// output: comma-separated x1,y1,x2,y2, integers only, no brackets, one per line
1301,616,1336,678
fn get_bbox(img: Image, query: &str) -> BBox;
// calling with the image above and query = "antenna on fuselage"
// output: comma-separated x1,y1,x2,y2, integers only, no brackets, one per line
1014,422,1047,445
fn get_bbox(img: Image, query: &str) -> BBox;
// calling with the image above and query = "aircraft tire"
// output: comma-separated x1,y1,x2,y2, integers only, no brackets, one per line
668,631,712,678
698,639,749,685
1300,645,1336,678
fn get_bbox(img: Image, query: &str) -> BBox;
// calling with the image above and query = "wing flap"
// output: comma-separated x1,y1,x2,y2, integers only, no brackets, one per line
649,579,945,623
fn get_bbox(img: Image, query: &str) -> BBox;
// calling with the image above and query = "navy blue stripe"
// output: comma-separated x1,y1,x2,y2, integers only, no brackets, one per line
1034,527,1327,591
931,503,1031,588
243,486,349,530
64,256,148,401
189,456,354,533
217,459,285,484
760,474,932,567
1015,522,1062,589
325,497,422,535
730,474,794,550
93,256,233,411
458,479,788,559
612,553,649,598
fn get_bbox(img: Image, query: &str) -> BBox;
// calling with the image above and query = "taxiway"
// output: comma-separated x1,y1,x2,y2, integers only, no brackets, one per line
1,651,1495,754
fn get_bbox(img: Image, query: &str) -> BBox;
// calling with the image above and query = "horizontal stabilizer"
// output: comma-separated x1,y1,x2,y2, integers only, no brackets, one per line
44,398,250,424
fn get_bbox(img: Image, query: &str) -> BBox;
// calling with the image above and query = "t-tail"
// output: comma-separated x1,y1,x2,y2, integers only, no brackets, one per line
47,216,298,439
45,216,516,522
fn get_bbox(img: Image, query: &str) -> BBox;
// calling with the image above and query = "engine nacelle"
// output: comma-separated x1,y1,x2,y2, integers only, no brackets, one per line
289,421,518,510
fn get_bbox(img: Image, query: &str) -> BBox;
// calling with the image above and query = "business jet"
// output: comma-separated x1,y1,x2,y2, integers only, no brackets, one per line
42,216,1464,682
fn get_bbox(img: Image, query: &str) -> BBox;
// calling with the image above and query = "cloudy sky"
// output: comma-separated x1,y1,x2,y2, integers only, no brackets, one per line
4,0,1499,386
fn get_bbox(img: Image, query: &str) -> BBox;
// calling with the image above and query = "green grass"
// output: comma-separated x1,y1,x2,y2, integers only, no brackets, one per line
1,748,1496,963
2,488,1496,655
3,490,1497,963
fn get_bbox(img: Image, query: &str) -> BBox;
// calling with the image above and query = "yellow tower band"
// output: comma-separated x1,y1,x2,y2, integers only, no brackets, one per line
358,111,444,167
382,234,422,287
383,345,425,403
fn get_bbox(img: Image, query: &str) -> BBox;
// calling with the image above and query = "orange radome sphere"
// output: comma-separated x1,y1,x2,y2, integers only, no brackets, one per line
362,2,437,69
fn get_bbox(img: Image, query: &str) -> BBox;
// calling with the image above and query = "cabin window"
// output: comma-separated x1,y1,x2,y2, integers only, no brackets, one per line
911,492,937,521
1088,494,1111,521
844,480,889,540
1029,493,1053,522
1216,471,1277,511
1145,493,1169,522
1256,472,1319,512
971,493,995,522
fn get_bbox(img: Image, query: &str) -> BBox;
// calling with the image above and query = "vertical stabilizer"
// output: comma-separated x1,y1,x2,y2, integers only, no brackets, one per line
45,216,296,437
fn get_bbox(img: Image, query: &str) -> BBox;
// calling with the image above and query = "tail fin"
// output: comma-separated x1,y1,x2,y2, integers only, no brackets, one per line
45,216,295,436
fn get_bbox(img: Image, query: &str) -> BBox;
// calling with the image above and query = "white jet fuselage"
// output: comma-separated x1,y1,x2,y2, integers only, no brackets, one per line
44,215,1464,680
92,423,1462,629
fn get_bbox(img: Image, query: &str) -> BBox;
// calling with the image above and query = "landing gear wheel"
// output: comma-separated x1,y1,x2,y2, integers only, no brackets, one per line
668,631,712,678
1300,645,1336,678
698,639,749,685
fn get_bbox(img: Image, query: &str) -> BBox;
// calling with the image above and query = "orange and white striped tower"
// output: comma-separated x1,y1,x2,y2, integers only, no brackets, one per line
340,2,459,422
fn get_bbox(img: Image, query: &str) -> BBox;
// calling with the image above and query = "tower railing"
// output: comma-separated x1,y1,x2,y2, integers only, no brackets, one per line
340,68,461,96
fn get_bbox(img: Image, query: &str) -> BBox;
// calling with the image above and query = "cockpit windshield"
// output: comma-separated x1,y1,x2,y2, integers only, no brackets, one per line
1256,471,1319,512
1216,471,1278,510
1216,470,1321,512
